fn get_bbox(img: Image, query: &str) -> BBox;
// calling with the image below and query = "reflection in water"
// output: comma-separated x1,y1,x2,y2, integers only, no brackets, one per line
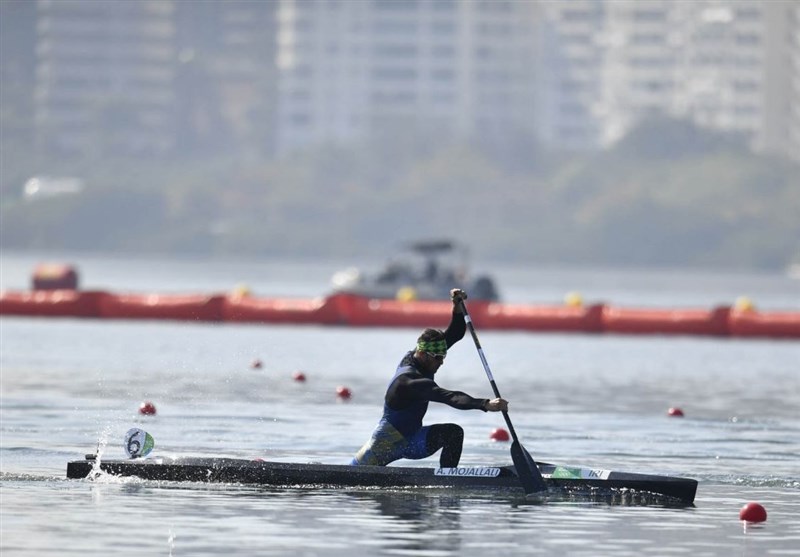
347,491,463,554
510,487,695,509
343,487,693,556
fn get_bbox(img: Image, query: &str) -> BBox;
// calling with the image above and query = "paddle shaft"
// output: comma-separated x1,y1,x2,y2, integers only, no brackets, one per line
459,303,522,443
458,298,547,494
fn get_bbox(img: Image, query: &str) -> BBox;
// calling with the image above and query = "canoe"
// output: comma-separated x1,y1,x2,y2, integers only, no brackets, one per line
66,456,697,504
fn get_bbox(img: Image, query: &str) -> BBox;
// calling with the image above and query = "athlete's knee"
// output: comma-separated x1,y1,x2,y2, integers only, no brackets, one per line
429,423,463,448
444,423,463,442
436,424,464,468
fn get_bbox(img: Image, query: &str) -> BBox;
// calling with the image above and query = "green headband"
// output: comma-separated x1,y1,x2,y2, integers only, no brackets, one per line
417,339,448,356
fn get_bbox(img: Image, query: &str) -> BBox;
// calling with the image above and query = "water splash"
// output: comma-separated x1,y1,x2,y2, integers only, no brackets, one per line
168,528,177,557
86,425,112,481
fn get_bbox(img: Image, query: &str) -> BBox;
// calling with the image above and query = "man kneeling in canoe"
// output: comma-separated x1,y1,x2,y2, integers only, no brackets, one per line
351,288,508,467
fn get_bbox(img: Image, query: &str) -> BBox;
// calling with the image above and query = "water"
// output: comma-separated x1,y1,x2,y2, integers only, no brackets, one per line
1,253,799,556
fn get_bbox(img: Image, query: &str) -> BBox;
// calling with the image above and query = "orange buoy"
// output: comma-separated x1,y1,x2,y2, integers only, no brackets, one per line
138,401,157,415
739,502,767,523
336,385,352,400
489,428,510,442
667,407,685,417
292,371,307,382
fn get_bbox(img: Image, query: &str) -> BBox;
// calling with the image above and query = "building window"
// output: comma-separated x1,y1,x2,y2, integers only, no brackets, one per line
431,69,455,81
370,67,417,80
432,0,456,12
290,113,310,126
561,10,600,22
432,92,455,104
631,9,667,22
431,45,455,57
735,34,760,46
372,20,418,34
373,0,418,10
735,8,760,20
733,81,759,93
432,21,455,34
291,89,311,101
630,33,665,45
475,46,493,59
373,44,418,58
370,91,416,104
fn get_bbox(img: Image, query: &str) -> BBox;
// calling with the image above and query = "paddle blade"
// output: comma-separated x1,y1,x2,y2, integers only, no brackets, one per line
510,440,548,494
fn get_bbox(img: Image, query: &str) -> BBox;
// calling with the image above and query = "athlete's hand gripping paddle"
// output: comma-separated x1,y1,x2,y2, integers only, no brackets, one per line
458,298,548,494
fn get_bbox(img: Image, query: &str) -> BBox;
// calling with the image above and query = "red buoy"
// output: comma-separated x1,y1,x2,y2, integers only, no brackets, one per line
490,428,510,442
667,407,685,417
138,401,157,415
250,359,263,369
336,385,352,400
292,371,307,382
739,502,767,523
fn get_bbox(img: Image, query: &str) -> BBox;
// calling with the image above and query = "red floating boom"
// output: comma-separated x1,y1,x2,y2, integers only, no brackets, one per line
1,289,798,339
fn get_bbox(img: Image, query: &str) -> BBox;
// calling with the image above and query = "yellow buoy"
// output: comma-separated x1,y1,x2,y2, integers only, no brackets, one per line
564,291,583,308
232,284,251,298
396,286,418,302
734,296,755,312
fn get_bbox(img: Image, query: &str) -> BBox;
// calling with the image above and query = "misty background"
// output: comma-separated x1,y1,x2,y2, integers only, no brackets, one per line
1,0,798,271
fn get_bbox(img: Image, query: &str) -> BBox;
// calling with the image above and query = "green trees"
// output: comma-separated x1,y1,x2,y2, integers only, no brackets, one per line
2,119,797,270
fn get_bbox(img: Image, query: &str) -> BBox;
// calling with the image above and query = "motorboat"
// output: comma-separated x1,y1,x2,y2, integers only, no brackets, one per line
330,240,500,301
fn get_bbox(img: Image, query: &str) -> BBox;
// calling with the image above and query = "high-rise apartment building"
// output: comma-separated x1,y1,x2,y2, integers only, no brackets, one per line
173,0,277,156
31,0,277,159
1,1,37,153
34,0,177,156
275,0,538,153
533,0,607,150
538,0,800,159
792,3,800,161
17,0,800,161
761,0,800,160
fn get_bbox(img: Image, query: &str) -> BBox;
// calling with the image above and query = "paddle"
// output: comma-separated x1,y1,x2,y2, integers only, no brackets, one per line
457,298,548,494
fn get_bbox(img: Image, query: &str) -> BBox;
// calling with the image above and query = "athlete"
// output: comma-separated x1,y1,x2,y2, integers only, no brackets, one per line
351,288,508,468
